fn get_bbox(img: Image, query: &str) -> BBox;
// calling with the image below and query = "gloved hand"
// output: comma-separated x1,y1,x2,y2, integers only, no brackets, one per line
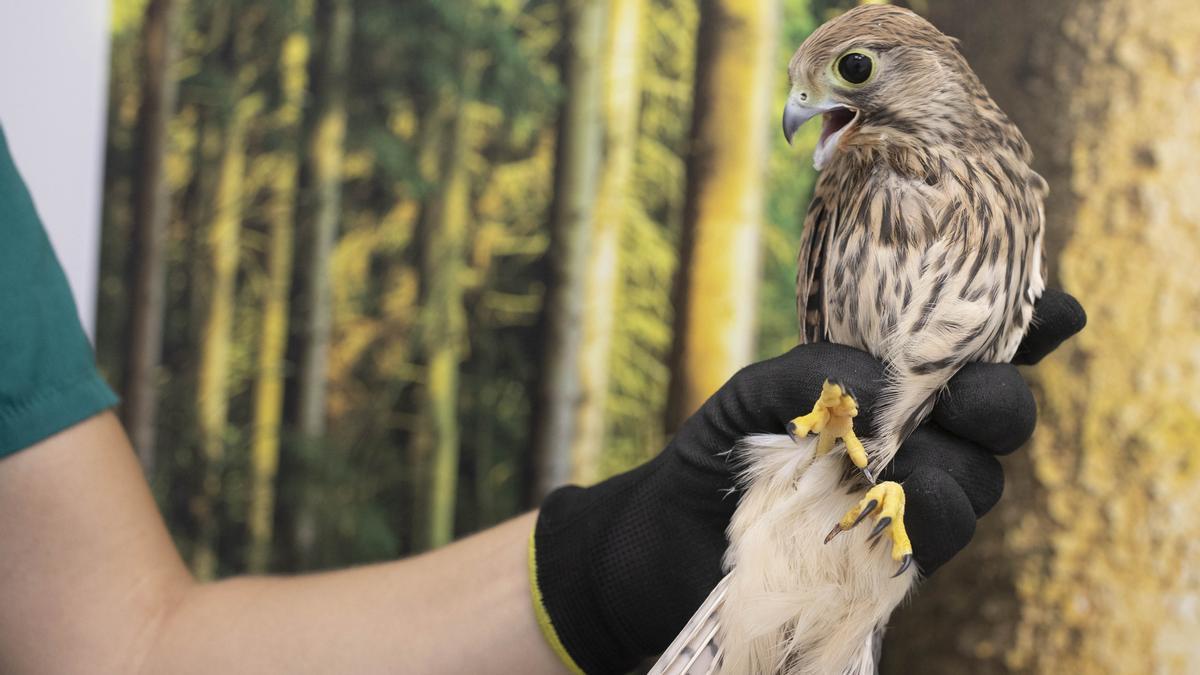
531,289,1086,675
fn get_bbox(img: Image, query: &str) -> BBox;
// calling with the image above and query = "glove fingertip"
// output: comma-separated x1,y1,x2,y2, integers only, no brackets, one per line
1014,290,1087,365
903,466,976,575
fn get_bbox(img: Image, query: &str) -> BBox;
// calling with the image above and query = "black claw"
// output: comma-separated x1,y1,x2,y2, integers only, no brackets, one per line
870,533,886,552
849,500,878,529
787,422,799,443
867,516,893,542
824,523,844,544
893,554,914,578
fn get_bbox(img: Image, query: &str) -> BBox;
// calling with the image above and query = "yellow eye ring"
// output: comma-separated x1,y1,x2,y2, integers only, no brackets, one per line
832,49,877,88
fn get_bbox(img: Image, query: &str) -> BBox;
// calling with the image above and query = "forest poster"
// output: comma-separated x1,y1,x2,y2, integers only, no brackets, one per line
86,0,1200,671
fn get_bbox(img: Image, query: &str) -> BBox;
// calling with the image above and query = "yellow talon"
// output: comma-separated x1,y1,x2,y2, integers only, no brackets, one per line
787,380,867,469
824,481,915,577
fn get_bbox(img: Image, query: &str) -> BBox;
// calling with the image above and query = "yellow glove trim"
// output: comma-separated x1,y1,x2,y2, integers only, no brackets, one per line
528,530,587,675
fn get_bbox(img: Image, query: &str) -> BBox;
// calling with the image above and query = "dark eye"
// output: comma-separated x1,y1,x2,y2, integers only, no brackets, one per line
837,52,873,85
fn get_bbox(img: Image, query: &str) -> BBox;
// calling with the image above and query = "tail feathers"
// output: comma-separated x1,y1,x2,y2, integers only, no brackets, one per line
647,575,731,675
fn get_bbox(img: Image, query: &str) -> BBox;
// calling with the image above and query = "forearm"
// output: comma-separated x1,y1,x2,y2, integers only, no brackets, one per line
0,413,564,674
145,512,565,675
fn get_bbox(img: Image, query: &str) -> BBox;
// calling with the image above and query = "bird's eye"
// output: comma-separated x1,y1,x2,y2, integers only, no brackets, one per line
835,51,874,86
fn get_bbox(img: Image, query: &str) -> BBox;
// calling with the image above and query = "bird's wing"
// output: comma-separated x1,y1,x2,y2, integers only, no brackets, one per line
647,574,731,675
795,191,835,344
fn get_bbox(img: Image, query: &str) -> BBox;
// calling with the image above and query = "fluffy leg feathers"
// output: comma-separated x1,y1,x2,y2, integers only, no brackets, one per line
648,434,918,675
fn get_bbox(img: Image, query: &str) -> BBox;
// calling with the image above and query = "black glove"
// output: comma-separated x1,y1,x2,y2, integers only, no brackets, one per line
532,289,1085,675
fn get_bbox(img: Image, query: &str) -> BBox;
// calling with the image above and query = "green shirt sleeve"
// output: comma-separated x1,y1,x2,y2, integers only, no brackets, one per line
0,124,118,457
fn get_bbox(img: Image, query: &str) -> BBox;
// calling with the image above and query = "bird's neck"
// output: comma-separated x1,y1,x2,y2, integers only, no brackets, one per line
838,130,940,180
843,95,1033,179
840,120,1032,185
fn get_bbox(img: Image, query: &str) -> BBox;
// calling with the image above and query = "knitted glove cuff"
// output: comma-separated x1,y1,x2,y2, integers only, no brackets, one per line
531,464,659,675
529,530,588,675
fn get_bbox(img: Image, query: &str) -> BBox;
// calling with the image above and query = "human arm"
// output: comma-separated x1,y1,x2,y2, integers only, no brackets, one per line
0,122,565,675
0,411,566,675
0,306,1080,675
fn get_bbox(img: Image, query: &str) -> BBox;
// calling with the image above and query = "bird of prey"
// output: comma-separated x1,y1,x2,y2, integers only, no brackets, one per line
649,6,1046,674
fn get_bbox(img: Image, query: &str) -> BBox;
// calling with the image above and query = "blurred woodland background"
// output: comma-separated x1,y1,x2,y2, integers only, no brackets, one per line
96,0,1200,672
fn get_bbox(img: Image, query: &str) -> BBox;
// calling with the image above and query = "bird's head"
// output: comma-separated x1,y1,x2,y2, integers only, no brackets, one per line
783,5,979,170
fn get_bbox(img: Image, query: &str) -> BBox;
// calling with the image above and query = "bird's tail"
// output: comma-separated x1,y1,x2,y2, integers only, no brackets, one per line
650,433,916,675
646,574,731,675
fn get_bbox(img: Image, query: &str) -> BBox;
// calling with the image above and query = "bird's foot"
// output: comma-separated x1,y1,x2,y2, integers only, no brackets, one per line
786,379,868,471
824,481,914,578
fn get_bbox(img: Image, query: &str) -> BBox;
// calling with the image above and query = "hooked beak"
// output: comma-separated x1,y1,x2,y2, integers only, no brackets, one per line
782,97,860,170
782,99,822,146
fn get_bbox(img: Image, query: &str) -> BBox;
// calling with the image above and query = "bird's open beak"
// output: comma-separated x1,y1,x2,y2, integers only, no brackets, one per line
783,97,860,170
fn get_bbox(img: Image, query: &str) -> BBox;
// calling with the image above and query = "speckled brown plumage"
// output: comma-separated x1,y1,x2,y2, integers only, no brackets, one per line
794,4,1046,468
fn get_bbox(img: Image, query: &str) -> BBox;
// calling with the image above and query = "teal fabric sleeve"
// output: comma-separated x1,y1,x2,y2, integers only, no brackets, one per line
0,124,118,457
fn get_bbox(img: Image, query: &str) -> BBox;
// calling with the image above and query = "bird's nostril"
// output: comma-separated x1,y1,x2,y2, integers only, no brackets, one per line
800,92,808,101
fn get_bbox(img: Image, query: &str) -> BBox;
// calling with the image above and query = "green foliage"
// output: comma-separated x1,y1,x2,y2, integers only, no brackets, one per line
99,0,840,574
596,0,698,476
112,0,153,35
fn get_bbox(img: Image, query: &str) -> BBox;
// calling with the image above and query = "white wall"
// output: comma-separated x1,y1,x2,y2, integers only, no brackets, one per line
0,2,112,338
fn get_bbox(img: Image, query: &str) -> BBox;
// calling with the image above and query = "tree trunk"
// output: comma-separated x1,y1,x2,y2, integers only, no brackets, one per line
193,89,262,580
885,1,1200,673
530,0,609,499
419,111,469,549
123,0,183,473
287,0,351,566
408,105,446,551
416,57,484,549
247,21,310,574
570,0,643,485
665,0,775,431
296,0,352,443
